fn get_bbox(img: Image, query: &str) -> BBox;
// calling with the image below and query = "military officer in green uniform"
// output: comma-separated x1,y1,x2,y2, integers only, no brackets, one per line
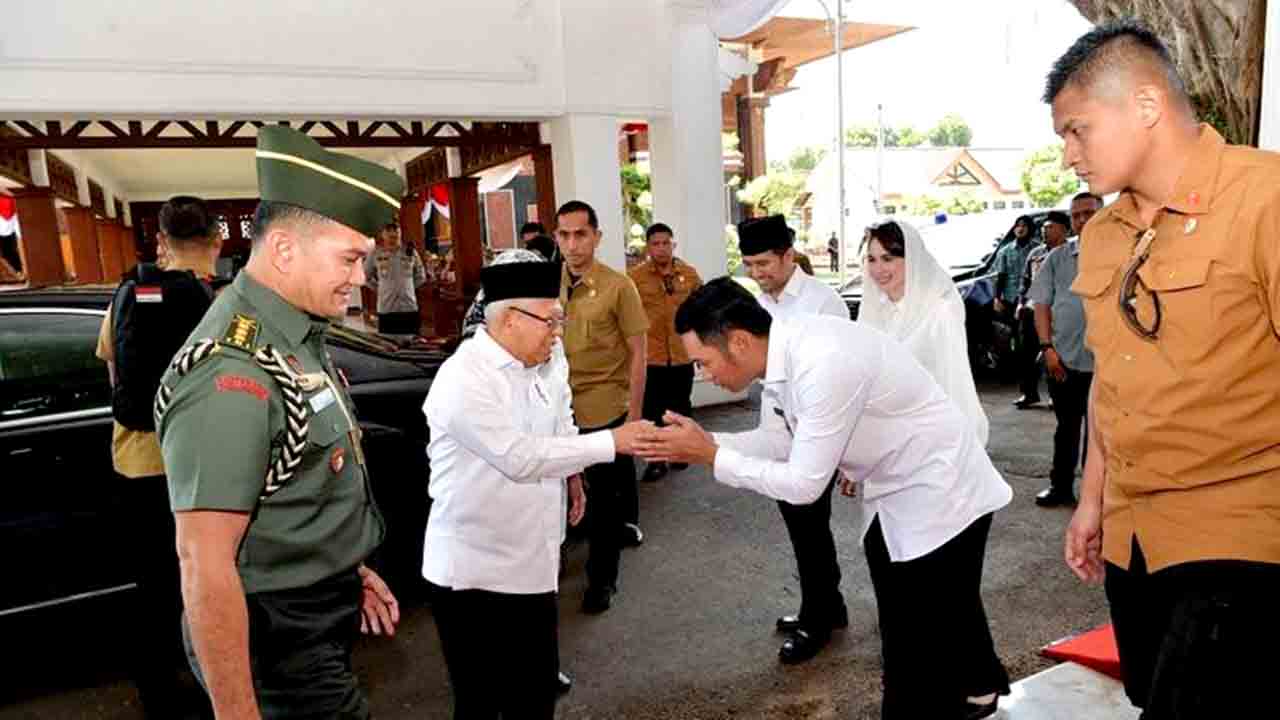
156,126,402,719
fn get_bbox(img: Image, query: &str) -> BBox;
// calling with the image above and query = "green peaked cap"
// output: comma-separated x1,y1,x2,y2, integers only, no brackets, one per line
255,126,404,238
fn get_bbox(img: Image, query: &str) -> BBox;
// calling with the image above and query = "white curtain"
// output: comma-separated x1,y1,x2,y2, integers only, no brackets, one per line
710,0,790,38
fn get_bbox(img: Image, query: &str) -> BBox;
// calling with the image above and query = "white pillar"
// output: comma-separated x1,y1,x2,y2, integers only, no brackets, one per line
650,8,728,281
27,150,49,187
547,113,626,269
1260,0,1280,150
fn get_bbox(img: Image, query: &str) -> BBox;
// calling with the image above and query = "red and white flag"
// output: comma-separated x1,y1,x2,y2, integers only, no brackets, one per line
0,195,19,237
420,182,451,223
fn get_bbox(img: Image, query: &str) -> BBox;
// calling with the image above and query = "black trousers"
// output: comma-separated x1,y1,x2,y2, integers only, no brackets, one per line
581,414,636,590
641,363,695,425
777,473,844,627
184,570,368,719
123,476,208,715
1045,368,1092,495
1015,309,1042,399
1105,539,1280,719
377,311,420,335
429,583,558,720
864,513,1009,720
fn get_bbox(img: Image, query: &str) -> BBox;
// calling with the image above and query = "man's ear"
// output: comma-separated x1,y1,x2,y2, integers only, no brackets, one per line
1133,83,1164,130
264,227,296,274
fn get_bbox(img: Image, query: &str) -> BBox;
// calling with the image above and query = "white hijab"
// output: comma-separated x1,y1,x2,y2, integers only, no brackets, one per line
858,219,990,446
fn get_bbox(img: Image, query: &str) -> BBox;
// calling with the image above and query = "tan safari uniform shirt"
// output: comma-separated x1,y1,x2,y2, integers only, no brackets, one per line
628,258,703,367
560,261,649,429
96,307,166,478
1071,125,1280,572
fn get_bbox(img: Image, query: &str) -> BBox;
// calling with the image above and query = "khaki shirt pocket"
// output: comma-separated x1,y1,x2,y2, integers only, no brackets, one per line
1072,267,1120,357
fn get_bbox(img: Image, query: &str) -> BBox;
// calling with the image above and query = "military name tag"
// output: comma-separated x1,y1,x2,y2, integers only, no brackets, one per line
309,387,336,413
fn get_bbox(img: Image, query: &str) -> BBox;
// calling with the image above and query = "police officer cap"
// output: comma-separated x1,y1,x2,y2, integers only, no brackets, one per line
256,126,404,238
1043,210,1071,229
738,215,793,256
481,262,562,302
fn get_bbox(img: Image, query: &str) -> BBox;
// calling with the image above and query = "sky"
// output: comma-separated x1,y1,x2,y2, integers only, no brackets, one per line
763,0,1094,163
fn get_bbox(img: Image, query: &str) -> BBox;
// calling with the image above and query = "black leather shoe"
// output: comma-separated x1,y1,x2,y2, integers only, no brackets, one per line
776,605,849,634
964,696,998,720
620,522,644,548
582,586,615,615
778,628,832,665
670,462,689,471
1013,395,1041,409
555,671,572,697
641,462,669,483
1035,487,1077,507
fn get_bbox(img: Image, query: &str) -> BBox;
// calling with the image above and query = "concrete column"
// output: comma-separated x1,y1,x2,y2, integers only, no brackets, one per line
1261,0,1280,149
546,114,626,269
649,14,728,281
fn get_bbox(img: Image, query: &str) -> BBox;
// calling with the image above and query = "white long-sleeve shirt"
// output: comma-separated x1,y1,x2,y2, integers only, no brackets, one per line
757,267,848,321
712,314,1011,562
422,330,615,594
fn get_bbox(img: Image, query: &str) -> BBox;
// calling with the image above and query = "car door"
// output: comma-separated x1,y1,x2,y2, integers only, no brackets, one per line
0,308,129,616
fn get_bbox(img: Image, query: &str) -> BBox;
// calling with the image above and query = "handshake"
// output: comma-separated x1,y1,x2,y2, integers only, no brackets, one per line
610,412,718,465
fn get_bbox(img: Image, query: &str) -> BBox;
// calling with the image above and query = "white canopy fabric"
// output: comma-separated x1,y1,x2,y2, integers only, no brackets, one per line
710,0,789,38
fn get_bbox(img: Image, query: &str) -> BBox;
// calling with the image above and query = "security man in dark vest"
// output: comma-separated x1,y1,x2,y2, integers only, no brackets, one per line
155,127,401,719
96,195,221,718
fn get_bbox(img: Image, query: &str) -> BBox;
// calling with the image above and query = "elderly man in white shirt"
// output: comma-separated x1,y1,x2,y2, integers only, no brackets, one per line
422,260,651,719
737,214,850,665
636,277,1013,720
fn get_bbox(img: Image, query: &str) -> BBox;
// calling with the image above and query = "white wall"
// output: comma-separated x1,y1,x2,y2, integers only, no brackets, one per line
1,1,670,118
1261,0,1280,150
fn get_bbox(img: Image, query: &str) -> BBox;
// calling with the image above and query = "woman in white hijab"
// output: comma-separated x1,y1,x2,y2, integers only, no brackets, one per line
858,219,989,447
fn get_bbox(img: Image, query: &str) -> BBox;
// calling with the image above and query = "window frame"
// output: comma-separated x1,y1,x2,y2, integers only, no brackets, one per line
0,307,112,432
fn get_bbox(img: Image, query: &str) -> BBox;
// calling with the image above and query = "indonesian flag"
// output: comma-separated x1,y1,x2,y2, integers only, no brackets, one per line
0,195,18,237
421,182,451,223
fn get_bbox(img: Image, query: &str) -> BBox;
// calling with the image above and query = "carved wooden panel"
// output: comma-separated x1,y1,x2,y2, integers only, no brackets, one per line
88,180,107,217
458,122,540,176
47,153,79,205
406,148,449,192
0,125,32,185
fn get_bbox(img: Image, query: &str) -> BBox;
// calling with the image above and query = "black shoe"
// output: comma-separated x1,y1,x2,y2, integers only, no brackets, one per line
1013,395,1041,409
1035,487,1077,507
555,671,572,697
964,696,998,720
582,586,615,615
778,628,832,665
641,462,669,483
776,605,849,634
670,462,689,471
620,522,644,548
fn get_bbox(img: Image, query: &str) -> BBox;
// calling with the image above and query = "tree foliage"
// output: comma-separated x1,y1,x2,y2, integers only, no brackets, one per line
620,163,652,230
927,114,973,147
1020,144,1081,208
787,145,827,173
736,171,807,217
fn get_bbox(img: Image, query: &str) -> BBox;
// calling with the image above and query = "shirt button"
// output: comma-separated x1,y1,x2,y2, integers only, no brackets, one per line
1123,354,1134,361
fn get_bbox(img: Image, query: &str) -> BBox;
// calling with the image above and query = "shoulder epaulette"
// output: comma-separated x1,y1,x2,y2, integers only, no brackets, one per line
222,313,261,353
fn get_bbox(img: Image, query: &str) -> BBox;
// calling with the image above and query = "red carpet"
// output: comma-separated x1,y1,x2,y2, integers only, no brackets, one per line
1040,624,1124,681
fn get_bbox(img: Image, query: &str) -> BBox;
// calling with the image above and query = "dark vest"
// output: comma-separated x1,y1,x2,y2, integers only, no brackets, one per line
111,263,214,431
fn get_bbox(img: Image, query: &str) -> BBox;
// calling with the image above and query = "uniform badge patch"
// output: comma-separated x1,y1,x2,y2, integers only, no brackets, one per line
135,285,163,303
215,374,270,401
223,313,260,351
330,447,346,473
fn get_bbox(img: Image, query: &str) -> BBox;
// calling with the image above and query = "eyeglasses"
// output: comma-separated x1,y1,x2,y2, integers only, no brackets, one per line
511,306,566,330
1118,227,1162,340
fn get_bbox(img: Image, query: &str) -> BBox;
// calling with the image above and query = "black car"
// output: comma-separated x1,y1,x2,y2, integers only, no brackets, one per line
0,287,447,618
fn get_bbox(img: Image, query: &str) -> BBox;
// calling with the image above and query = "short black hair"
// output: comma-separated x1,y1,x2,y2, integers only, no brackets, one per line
862,220,906,259
555,200,598,230
645,222,674,241
1071,191,1104,206
158,196,217,245
674,277,772,349
524,234,558,262
520,221,546,236
1043,20,1188,106
250,201,333,245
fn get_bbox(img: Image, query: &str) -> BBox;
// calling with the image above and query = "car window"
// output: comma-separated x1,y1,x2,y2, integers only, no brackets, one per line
0,311,111,423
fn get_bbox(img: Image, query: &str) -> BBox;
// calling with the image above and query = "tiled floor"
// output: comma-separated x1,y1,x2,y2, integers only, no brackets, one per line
1001,663,1140,720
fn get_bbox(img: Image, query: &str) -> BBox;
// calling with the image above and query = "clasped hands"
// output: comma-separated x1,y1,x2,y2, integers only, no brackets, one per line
620,411,719,466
